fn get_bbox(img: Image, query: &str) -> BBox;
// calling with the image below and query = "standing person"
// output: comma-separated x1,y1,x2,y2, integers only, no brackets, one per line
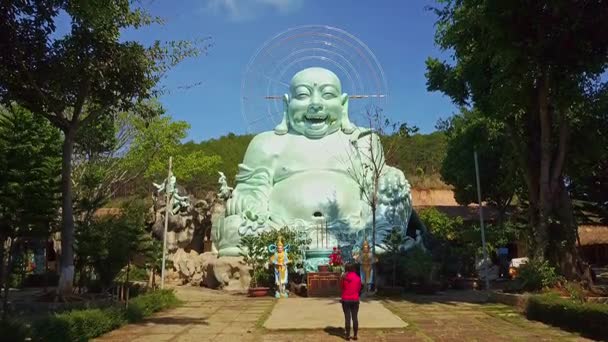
340,263,362,340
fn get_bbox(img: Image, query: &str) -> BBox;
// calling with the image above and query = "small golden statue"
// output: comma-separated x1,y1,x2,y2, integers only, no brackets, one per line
269,236,290,298
353,239,377,293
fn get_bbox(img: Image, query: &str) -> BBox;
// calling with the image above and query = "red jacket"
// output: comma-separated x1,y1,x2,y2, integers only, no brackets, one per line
340,271,362,301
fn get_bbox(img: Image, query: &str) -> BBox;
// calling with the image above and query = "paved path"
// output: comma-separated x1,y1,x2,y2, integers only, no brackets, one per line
264,297,407,330
95,287,274,342
95,287,591,342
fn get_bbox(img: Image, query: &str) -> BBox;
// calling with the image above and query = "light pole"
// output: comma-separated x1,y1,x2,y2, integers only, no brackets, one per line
474,150,490,290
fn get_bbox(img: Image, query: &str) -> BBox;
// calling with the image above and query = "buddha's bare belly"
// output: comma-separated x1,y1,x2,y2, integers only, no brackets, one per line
269,170,361,222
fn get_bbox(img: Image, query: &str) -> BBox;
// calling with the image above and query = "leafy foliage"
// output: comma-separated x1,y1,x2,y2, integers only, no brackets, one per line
517,259,561,292
0,104,61,237
0,319,29,342
238,227,311,288
75,199,157,289
383,131,448,188
125,289,181,322
419,207,526,277
425,0,608,270
33,307,125,342
238,234,271,288
0,0,208,293
382,226,406,286
402,246,434,285
439,108,520,210
563,281,586,304
32,289,179,342
526,293,608,340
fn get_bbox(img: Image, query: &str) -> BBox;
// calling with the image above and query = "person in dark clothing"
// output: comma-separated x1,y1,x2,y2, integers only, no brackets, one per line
340,263,362,340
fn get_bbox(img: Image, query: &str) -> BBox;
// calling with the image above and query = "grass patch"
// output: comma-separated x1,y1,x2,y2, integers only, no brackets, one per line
525,293,608,341
31,289,180,342
255,299,277,329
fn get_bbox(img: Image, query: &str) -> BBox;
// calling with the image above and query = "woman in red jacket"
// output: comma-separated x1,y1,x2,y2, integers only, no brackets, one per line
340,263,362,340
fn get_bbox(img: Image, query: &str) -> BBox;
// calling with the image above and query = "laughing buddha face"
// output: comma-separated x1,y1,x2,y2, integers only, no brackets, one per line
283,67,350,139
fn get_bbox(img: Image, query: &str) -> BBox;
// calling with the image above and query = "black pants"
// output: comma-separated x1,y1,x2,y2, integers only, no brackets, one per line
341,300,359,337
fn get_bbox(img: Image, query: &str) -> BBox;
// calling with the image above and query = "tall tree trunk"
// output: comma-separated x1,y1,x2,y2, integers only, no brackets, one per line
536,73,552,261
57,128,76,297
0,234,5,302
2,238,15,320
371,202,376,291
551,182,578,278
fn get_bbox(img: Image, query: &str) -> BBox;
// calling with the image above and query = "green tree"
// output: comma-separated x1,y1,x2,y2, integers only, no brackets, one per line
382,227,406,287
439,108,520,218
425,0,608,277
0,104,61,317
73,100,220,221
75,199,155,293
0,1,208,294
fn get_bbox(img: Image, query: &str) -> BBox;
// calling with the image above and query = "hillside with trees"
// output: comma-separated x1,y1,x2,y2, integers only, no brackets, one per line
156,131,450,196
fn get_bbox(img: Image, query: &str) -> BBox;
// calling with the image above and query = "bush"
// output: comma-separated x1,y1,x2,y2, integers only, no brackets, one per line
126,289,181,322
0,319,29,342
402,246,434,285
33,290,179,341
563,282,586,303
517,259,560,291
33,307,125,342
526,294,608,340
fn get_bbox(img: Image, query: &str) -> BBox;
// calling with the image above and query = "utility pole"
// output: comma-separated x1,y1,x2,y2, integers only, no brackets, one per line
160,156,173,289
474,150,490,290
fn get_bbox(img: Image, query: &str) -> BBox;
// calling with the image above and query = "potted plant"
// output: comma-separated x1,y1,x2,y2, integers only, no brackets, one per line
239,235,271,297
378,227,406,296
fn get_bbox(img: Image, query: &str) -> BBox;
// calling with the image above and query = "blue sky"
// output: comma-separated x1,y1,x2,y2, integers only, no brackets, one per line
123,0,458,142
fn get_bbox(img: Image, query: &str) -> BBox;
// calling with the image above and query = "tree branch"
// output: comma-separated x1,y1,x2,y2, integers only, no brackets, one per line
71,80,91,126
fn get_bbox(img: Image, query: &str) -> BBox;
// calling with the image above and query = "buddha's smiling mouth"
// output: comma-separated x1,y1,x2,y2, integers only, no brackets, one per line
305,113,328,128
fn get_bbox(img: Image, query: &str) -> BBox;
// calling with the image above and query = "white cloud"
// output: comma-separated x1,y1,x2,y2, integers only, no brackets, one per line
205,0,303,21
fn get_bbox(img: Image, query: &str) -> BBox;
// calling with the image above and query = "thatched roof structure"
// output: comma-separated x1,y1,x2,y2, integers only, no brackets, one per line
412,189,501,221
578,225,608,246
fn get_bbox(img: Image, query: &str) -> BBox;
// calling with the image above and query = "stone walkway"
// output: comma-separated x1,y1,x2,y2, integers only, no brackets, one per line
95,287,274,342
95,287,591,342
264,297,407,330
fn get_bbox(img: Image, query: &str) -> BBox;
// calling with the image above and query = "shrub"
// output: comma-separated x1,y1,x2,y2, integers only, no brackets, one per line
563,282,586,303
126,289,181,322
402,246,434,285
517,259,560,291
33,307,125,342
0,319,29,342
33,290,179,341
526,294,608,340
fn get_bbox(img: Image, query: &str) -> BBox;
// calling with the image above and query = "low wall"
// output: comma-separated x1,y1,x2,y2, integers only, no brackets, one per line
488,291,529,311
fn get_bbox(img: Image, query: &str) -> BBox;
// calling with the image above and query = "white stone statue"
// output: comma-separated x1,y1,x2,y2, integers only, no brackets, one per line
217,171,233,200
212,67,415,256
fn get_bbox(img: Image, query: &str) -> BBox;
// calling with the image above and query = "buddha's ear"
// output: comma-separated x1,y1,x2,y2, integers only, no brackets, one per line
274,94,289,135
340,93,356,134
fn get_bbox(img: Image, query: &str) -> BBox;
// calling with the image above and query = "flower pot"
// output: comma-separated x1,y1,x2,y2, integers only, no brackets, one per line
318,265,330,273
248,287,270,297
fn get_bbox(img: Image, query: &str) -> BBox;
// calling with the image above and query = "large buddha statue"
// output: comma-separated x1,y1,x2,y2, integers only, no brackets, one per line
212,67,413,256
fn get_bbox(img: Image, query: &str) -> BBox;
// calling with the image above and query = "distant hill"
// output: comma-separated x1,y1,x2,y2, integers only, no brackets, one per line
184,131,449,192
111,131,449,199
